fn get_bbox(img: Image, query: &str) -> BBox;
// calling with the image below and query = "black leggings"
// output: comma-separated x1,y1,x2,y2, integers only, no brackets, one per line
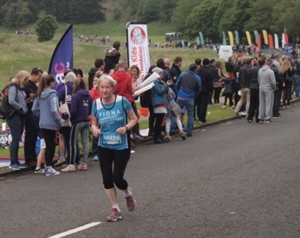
153,113,165,139
42,129,56,166
214,87,222,103
98,146,130,190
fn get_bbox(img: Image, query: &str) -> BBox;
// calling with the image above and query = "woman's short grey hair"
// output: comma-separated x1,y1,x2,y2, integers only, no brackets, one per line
65,72,76,83
97,74,117,88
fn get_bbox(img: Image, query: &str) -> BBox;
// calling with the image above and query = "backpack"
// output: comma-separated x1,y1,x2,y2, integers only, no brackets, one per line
140,89,152,108
0,85,18,119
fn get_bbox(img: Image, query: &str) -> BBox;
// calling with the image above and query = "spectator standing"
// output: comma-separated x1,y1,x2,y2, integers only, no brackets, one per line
89,71,102,161
234,58,252,117
247,58,264,123
32,74,61,176
88,59,105,90
151,67,173,143
62,78,92,172
7,70,29,170
104,41,121,74
24,67,43,167
258,58,276,123
197,58,213,123
280,60,293,108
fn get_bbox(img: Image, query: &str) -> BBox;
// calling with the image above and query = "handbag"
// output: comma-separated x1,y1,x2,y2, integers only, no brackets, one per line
59,85,71,127
171,104,181,116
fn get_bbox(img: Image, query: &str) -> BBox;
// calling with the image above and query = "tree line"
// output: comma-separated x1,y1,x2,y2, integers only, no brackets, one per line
0,0,105,28
0,0,299,43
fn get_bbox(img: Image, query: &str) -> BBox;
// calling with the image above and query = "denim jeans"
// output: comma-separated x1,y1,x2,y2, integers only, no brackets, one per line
176,99,194,135
7,113,24,164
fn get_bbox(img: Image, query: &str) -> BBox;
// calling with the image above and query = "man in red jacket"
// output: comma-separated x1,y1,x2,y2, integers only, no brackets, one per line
112,59,134,103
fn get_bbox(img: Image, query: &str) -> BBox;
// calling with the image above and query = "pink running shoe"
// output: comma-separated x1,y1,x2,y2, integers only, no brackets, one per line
125,188,136,211
107,208,122,222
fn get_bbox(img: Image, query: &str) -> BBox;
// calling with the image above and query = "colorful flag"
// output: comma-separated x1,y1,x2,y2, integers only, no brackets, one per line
274,34,279,49
245,31,252,45
253,30,258,44
262,30,268,45
227,31,234,45
199,32,205,45
234,31,240,44
268,34,274,48
48,24,73,84
126,23,150,80
222,31,227,45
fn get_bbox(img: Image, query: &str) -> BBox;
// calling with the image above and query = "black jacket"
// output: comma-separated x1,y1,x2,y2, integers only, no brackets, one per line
238,65,251,88
170,64,181,83
249,65,262,89
24,80,37,113
197,66,213,94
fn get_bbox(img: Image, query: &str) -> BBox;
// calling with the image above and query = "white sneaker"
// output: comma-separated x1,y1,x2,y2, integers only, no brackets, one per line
61,164,76,172
44,167,60,176
54,157,66,166
130,150,135,154
221,105,226,109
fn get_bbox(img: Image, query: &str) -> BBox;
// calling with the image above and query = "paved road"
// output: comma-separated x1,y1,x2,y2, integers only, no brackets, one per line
1,103,300,238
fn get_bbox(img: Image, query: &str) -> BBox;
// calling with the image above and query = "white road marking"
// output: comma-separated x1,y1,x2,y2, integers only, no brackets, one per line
48,221,102,238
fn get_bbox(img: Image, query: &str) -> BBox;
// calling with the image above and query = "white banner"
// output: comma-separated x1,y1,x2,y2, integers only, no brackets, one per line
274,33,279,49
126,23,151,81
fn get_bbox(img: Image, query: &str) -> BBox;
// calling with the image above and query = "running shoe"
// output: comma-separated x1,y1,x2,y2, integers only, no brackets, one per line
61,164,76,172
77,163,88,171
54,157,66,166
34,168,45,174
17,162,27,169
107,208,122,222
44,167,60,176
125,188,136,211
93,155,99,161
9,163,20,171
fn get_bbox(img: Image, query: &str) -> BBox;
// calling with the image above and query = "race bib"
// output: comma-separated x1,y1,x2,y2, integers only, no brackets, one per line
102,133,122,145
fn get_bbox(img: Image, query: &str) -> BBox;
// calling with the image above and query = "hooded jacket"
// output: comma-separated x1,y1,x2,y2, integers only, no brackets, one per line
112,70,134,103
32,88,61,130
70,89,92,124
88,67,98,90
104,48,121,73
258,65,276,91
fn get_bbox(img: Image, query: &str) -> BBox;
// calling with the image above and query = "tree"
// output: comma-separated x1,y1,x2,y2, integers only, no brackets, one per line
35,14,58,42
271,0,300,39
159,0,179,23
244,0,276,32
184,0,220,41
0,0,32,28
230,0,251,32
137,0,160,23
171,0,199,33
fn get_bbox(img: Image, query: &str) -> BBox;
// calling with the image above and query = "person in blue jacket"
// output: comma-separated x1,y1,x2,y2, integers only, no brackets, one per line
151,67,173,144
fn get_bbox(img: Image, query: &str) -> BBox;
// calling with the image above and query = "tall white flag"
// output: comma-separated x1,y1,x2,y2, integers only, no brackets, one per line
126,23,151,81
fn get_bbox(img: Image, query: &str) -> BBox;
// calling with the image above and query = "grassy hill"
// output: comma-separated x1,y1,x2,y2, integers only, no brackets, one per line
0,18,219,91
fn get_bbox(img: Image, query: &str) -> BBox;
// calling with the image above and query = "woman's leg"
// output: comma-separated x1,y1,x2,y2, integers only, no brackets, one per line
42,129,56,167
80,122,90,163
153,113,164,140
69,124,79,165
7,114,23,166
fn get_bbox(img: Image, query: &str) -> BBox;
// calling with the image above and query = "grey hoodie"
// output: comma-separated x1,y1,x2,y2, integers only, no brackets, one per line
32,88,61,130
7,84,28,114
258,65,276,90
